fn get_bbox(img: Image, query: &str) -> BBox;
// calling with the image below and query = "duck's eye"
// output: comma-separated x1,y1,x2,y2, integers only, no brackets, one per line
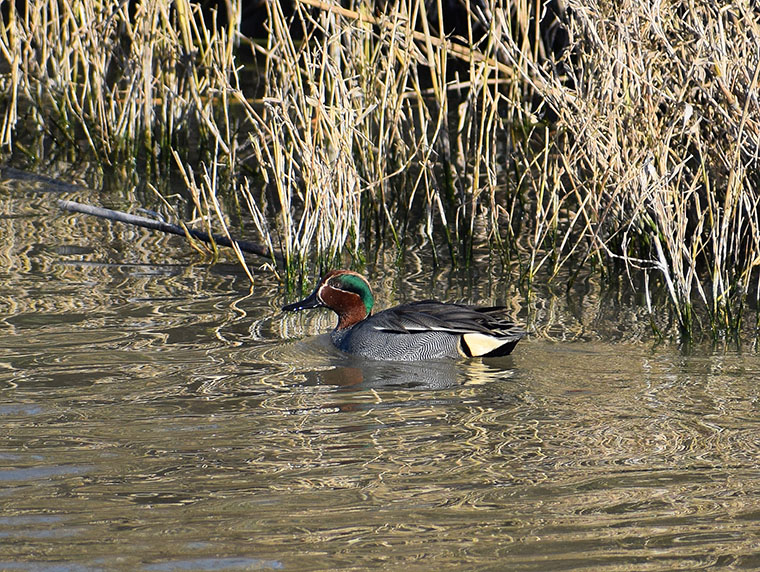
331,276,363,296
330,278,351,293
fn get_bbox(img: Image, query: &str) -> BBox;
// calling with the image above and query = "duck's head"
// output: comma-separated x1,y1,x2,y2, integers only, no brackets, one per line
282,270,375,329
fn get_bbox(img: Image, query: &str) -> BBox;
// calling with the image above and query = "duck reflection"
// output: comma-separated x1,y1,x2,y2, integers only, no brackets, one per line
300,358,461,390
267,334,518,392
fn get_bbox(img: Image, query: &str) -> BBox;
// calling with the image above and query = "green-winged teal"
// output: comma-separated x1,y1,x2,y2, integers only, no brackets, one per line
282,270,526,361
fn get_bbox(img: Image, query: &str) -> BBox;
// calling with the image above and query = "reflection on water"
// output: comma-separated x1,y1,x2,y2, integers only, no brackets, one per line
2,174,760,570
269,335,514,391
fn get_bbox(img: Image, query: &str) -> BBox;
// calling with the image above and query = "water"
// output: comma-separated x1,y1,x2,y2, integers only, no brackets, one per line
2,171,760,571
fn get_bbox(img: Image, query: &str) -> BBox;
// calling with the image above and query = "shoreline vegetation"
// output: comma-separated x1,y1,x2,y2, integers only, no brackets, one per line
1,0,759,342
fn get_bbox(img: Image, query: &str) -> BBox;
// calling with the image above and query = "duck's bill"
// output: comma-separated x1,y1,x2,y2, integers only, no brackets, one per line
282,291,323,312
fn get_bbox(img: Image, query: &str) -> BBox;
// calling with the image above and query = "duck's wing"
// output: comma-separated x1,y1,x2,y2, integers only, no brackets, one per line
370,301,526,340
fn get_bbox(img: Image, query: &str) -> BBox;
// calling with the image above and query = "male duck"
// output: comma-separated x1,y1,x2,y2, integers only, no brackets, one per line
282,270,526,361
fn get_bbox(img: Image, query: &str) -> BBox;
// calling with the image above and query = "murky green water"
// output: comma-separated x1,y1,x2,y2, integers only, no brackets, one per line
2,171,760,571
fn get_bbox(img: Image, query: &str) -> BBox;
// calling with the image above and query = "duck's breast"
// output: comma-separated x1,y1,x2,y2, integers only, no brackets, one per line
332,321,461,361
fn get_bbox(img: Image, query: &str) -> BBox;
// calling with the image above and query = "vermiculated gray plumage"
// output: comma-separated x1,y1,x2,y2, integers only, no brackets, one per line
332,301,525,361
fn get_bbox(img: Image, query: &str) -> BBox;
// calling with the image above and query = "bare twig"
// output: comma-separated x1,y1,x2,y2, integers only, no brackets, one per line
57,200,283,265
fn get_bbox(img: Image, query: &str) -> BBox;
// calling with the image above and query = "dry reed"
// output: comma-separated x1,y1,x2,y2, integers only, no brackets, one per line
1,0,760,340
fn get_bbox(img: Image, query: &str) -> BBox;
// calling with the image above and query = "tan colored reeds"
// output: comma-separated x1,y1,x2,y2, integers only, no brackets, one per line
498,0,760,335
0,0,237,159
2,0,760,339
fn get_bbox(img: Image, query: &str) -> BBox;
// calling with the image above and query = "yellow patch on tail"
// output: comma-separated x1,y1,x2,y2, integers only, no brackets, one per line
461,333,506,357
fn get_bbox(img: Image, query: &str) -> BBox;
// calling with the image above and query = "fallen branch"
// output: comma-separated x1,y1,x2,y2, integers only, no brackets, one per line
57,199,283,265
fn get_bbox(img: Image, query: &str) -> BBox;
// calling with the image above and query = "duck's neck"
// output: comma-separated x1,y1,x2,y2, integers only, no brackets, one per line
336,307,367,330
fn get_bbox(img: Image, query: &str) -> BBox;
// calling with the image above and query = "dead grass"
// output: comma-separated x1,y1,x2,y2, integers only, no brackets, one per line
501,0,760,336
1,0,759,339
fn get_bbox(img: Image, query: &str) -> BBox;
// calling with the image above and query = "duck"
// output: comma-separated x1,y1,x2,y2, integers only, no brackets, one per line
282,270,526,361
